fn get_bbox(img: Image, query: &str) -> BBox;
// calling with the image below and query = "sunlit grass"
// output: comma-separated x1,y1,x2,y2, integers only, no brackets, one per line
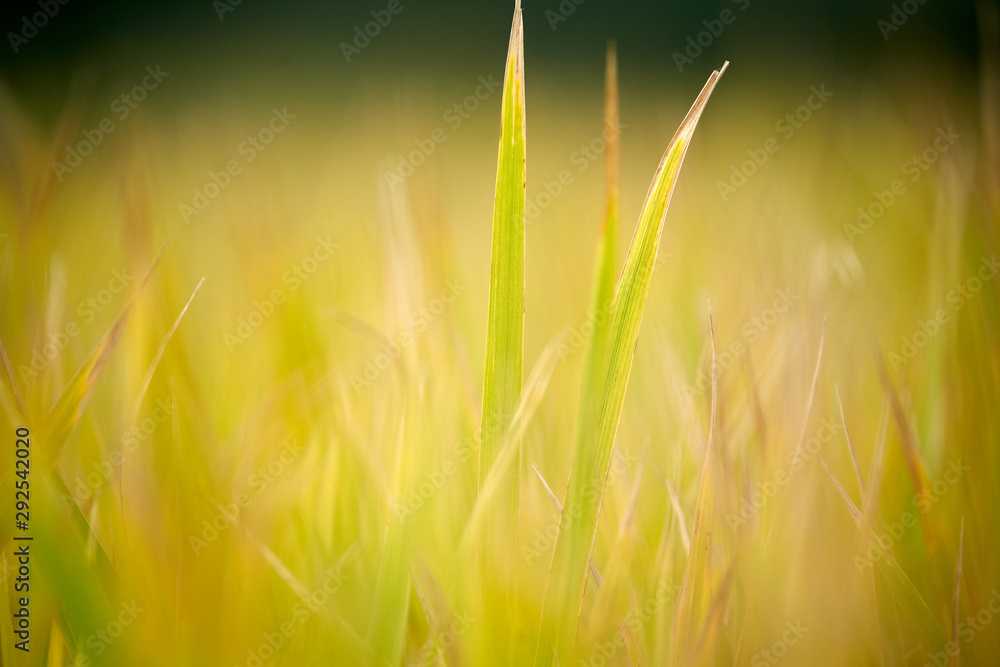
0,3,998,666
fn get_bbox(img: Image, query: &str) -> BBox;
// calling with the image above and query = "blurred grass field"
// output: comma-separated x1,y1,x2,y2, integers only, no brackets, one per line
1,3,1000,665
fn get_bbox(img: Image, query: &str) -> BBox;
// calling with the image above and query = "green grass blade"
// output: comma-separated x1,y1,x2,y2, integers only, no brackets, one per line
370,413,414,667
477,0,526,662
577,41,620,437
534,62,727,666
479,0,526,491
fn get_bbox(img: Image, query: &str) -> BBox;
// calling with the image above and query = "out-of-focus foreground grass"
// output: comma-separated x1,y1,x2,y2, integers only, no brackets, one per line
0,20,998,667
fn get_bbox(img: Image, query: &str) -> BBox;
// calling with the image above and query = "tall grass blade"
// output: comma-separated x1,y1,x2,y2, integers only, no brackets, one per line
835,384,865,501
533,62,727,666
477,0,526,661
792,315,826,460
818,454,863,525
463,337,562,557
576,40,621,424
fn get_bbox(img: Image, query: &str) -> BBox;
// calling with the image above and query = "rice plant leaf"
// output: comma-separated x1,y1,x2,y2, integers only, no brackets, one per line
534,63,728,666
835,384,865,501
664,477,692,554
669,310,719,667
40,245,163,470
462,336,562,556
690,558,737,663
836,394,947,652
872,343,935,550
874,553,948,649
33,471,121,661
792,315,826,461
576,40,621,428
370,414,414,667
132,276,205,419
479,0,525,490
818,454,863,525
477,1,525,662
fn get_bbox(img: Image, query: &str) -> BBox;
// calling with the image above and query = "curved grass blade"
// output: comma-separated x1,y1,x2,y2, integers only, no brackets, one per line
132,276,205,420
41,244,164,470
835,384,865,501
534,62,728,666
